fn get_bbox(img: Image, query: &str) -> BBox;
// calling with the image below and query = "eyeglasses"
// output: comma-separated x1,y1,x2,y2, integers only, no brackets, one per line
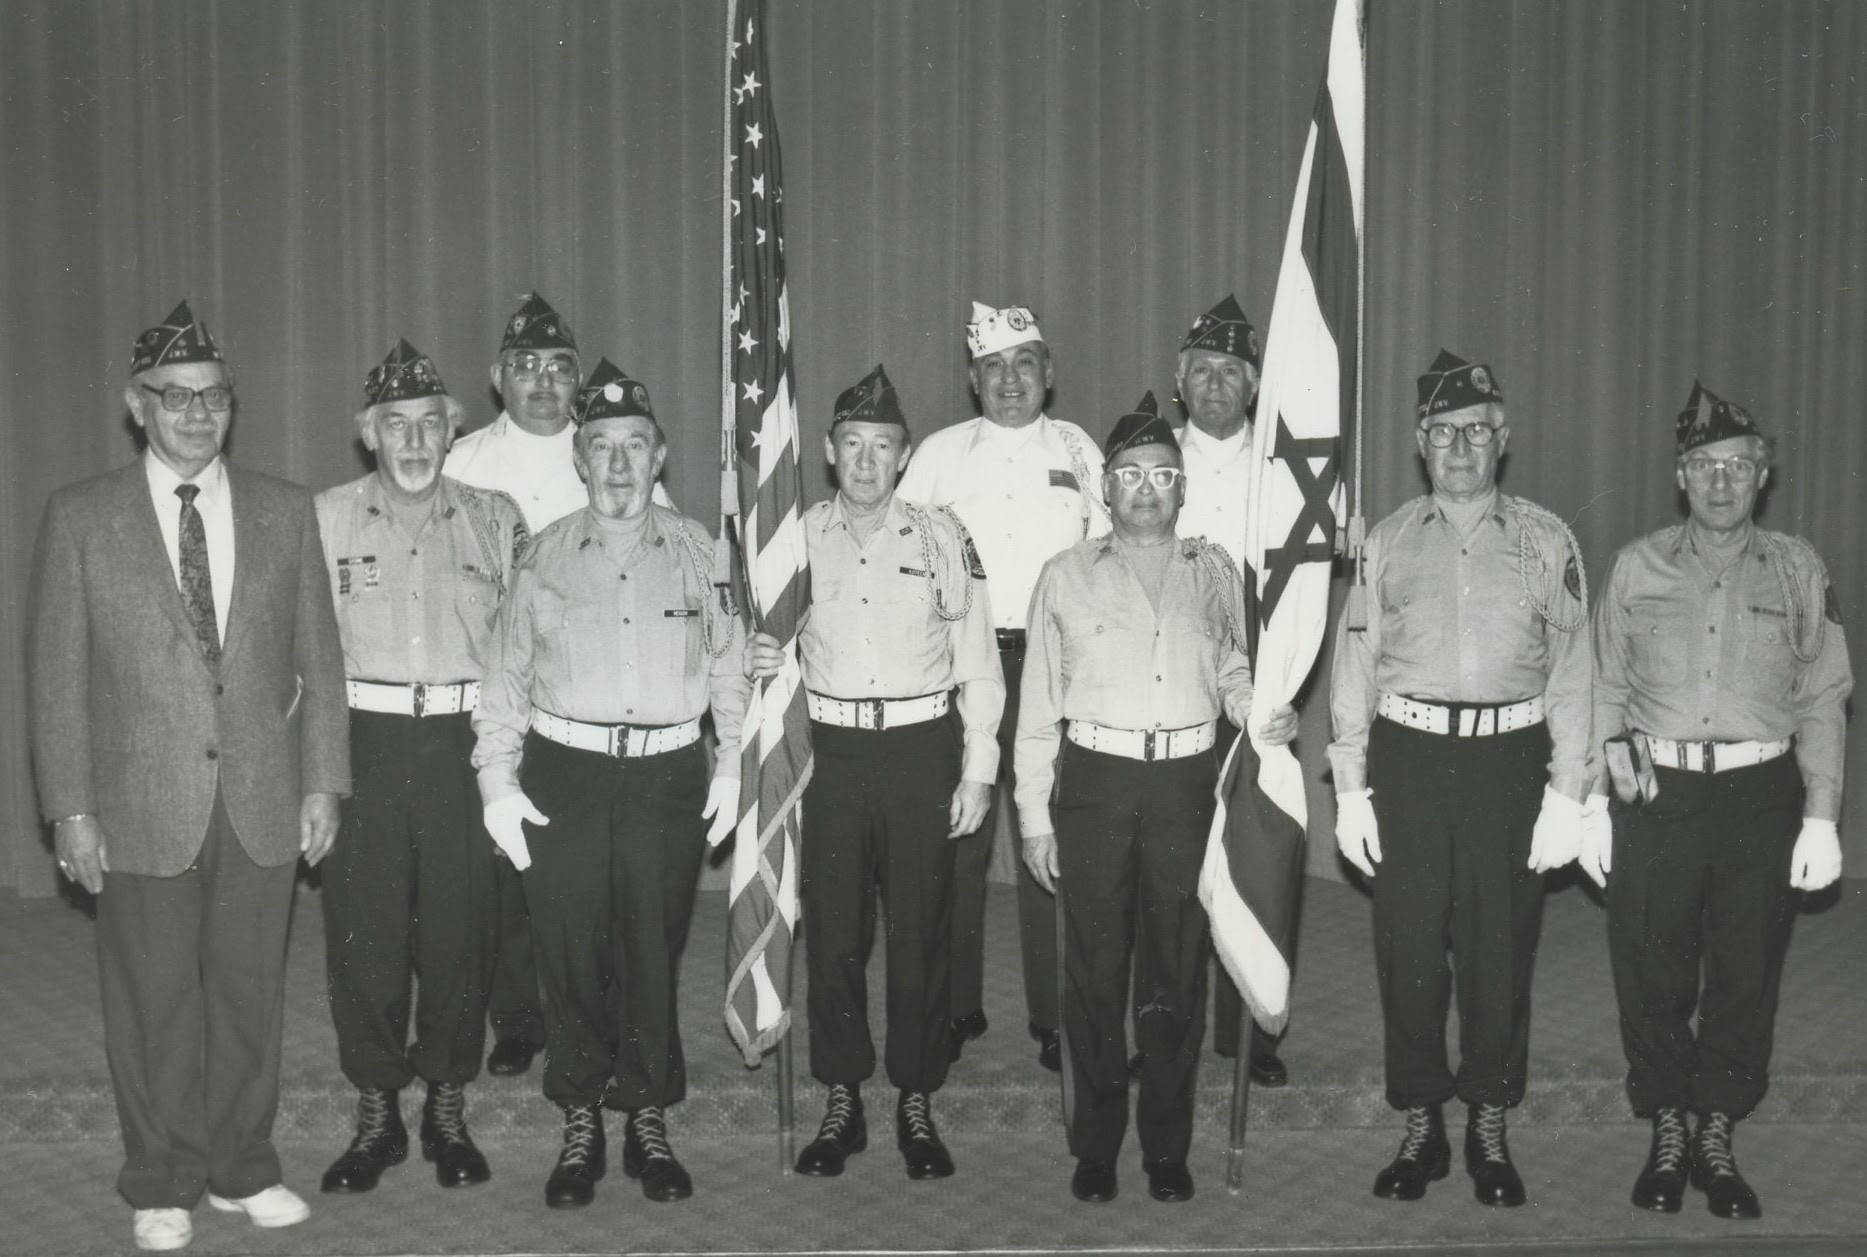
1682,454,1760,483
1421,420,1497,448
505,353,579,384
1108,466,1186,490
141,383,233,413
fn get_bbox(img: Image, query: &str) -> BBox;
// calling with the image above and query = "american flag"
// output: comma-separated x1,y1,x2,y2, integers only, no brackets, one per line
720,0,812,1067
1199,0,1362,1033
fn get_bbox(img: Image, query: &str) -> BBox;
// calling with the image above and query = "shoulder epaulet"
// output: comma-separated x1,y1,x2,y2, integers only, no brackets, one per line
803,499,833,523
1503,496,1588,629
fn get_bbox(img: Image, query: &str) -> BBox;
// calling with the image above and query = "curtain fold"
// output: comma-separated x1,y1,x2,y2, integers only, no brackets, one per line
4,0,1862,893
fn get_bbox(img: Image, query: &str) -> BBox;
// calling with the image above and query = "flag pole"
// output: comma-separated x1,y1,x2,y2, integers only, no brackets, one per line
1224,739,1252,1194
1344,0,1369,631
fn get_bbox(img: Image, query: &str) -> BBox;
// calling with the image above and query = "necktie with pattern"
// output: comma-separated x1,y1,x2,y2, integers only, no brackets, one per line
175,483,220,667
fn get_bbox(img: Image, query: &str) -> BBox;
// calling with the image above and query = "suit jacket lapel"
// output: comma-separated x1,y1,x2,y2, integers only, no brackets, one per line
111,464,201,649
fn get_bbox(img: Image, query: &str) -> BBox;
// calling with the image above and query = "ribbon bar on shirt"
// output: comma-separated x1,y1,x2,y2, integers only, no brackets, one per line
806,690,950,731
1641,733,1792,774
1377,693,1544,737
532,710,702,758
346,679,480,717
1066,719,1217,762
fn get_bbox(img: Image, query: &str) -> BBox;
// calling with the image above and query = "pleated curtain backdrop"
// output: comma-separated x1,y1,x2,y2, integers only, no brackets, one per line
2,0,1862,894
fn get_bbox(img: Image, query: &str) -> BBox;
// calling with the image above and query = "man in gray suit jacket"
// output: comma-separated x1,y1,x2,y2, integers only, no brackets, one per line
28,301,350,1254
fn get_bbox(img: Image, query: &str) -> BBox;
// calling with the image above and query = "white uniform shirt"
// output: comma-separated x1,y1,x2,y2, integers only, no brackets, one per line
896,414,1110,631
446,412,670,533
144,451,235,640
1175,420,1251,574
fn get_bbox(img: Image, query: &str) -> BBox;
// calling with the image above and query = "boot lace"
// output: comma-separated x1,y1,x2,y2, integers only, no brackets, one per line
1472,1103,1509,1164
353,1087,397,1151
1696,1111,1738,1178
559,1104,599,1169
1397,1105,1435,1161
428,1082,468,1146
901,1091,936,1144
631,1105,675,1162
819,1085,857,1140
1651,1107,1687,1174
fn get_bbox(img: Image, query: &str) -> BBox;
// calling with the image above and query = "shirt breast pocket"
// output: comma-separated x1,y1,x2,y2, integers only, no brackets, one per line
452,567,502,654
1745,606,1796,692
1628,611,1687,691
339,580,396,661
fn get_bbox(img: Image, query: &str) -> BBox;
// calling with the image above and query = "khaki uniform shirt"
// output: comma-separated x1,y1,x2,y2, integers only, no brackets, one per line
1328,493,1593,798
1591,523,1852,820
471,504,748,801
897,414,1111,631
800,494,1004,783
1015,534,1255,836
315,475,526,684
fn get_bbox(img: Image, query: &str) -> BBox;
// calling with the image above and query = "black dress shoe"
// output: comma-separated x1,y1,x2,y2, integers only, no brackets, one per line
1631,1107,1687,1213
420,1082,491,1187
795,1084,867,1177
321,1087,408,1194
948,1011,988,1062
1071,1158,1117,1203
544,1104,605,1209
1691,1112,1761,1220
486,1037,540,1077
623,1106,694,1201
1465,1103,1526,1207
1144,1159,1195,1202
1249,1044,1289,1088
895,1091,955,1180
1037,1030,1061,1073
1371,1103,1449,1201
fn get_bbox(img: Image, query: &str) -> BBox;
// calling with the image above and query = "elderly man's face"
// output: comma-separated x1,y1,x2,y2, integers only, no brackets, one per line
126,360,233,478
826,420,910,512
575,414,666,519
1678,435,1768,533
970,340,1051,429
1104,442,1186,536
1178,349,1256,438
492,348,579,435
364,396,450,497
1416,403,1507,501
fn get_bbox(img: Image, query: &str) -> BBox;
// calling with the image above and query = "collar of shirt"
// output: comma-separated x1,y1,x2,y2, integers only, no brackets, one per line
354,473,462,532
144,449,227,510
1416,492,1507,531
573,503,673,568
1178,420,1251,468
1668,520,1760,562
492,410,575,453
965,412,1049,455
819,492,911,540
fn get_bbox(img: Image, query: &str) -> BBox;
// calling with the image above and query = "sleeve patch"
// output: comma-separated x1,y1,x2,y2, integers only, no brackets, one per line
961,533,987,580
1564,556,1581,601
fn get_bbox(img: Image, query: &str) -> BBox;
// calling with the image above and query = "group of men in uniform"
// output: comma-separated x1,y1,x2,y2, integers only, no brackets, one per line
1330,352,1850,1222
29,289,1850,1248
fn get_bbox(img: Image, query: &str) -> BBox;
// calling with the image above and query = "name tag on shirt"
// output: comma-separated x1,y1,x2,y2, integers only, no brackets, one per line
665,608,700,618
899,566,929,578
1049,469,1079,491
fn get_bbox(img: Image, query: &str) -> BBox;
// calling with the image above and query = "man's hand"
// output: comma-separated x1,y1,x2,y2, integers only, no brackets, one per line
300,792,341,867
744,631,783,680
54,815,110,895
1335,788,1381,878
1527,786,1584,873
1254,700,1300,748
704,777,741,847
1790,818,1843,891
947,781,991,838
1022,829,1059,894
484,792,547,871
1578,793,1612,889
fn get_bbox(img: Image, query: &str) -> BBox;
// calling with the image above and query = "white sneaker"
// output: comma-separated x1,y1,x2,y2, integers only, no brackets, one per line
205,1184,309,1228
132,1207,192,1251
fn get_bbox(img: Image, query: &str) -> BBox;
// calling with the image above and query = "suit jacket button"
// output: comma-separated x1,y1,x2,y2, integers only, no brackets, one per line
205,749,218,760
215,685,225,696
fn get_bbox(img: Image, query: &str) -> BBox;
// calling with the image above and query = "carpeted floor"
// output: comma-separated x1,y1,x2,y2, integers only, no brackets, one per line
2,875,1863,1253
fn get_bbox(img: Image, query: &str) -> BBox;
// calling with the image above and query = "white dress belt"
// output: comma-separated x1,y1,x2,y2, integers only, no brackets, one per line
1065,719,1217,762
806,690,950,730
1376,692,1544,737
531,711,703,758
346,679,480,717
1642,734,1793,774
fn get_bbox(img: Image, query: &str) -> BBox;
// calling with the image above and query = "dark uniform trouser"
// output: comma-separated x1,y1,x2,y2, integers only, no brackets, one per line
802,717,961,1093
1608,755,1801,1120
488,850,546,1048
1367,716,1547,1110
1056,741,1217,1164
518,733,707,1109
950,641,1060,1033
322,709,498,1091
97,791,296,1209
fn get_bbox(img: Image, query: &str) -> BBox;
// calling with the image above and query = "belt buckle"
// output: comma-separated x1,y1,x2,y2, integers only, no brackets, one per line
858,699,884,731
411,683,427,718
1142,729,1159,761
607,726,625,758
1699,741,1716,773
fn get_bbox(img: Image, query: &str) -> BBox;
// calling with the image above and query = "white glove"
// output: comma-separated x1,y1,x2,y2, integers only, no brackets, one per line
1335,789,1381,878
1578,792,1612,889
1528,786,1584,873
483,792,547,871
703,777,740,847
1789,818,1843,891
